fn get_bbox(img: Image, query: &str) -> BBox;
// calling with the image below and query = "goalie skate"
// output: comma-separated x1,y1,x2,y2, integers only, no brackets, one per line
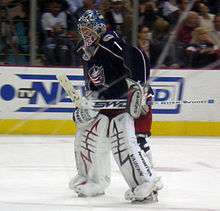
125,177,163,203
133,176,163,204
131,190,158,204
73,181,105,197
69,175,87,190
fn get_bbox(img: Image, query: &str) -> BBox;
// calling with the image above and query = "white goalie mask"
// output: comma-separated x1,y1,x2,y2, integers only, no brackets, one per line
80,27,100,47
78,10,107,47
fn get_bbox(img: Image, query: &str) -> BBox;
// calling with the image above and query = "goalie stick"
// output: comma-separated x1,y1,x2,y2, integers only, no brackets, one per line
57,74,127,110
57,74,215,110
88,99,215,110
56,74,128,109
57,74,81,108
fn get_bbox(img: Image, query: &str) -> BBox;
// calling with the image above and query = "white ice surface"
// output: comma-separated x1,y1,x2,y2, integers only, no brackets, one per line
0,136,220,211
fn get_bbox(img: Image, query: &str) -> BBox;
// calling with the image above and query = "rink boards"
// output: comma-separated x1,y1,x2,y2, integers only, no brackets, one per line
0,66,220,136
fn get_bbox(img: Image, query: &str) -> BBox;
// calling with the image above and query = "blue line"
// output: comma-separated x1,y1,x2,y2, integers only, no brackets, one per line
17,107,75,113
16,74,84,81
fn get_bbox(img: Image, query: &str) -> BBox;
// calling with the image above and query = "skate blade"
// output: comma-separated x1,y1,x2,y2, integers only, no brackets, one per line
131,197,158,204
131,193,158,204
77,192,105,197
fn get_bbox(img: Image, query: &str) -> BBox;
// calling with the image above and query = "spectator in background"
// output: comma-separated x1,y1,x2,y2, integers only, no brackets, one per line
101,0,132,42
66,0,83,13
192,0,214,13
139,0,148,27
13,1,29,63
139,2,159,30
0,0,29,64
150,18,177,67
176,0,189,13
71,0,96,32
138,26,150,56
41,0,76,66
99,0,132,16
197,3,214,31
165,0,189,27
0,1,17,64
175,11,200,67
210,15,220,48
209,15,220,63
161,0,179,18
184,27,219,68
176,11,200,45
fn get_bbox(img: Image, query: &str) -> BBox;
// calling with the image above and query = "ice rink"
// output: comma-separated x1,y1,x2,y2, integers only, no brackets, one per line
0,136,220,211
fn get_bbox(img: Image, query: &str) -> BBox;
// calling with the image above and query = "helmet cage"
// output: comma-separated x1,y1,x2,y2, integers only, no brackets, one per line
78,10,106,46
80,26,99,47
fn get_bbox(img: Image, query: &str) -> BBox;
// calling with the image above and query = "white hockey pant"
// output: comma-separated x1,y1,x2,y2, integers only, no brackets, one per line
72,114,111,195
109,113,157,198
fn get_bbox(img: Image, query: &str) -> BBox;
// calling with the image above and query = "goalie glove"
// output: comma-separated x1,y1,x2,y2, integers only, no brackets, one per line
73,92,100,128
73,108,99,128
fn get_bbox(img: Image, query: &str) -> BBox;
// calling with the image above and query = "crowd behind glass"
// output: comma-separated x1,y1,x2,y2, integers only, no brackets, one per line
0,0,219,69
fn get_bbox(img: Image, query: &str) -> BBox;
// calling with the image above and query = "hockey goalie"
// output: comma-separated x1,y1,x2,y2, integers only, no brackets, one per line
60,9,162,203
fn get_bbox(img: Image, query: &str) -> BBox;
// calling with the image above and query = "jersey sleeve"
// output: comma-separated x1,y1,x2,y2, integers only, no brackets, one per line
122,44,151,84
99,33,125,61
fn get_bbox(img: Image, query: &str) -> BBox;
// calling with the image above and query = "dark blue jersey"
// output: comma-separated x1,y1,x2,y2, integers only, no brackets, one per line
122,44,153,96
84,31,130,99
122,44,151,85
83,31,151,99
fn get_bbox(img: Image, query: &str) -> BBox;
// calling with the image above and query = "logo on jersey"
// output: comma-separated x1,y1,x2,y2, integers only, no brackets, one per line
88,65,105,86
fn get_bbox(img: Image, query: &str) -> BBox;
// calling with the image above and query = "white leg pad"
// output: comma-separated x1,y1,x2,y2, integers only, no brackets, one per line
72,114,111,196
109,113,156,190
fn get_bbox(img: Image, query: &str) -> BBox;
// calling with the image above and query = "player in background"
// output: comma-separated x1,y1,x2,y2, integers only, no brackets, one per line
69,9,161,202
118,29,162,197
122,41,155,168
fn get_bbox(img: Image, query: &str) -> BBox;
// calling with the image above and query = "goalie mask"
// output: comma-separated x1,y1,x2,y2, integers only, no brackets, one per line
78,10,107,47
